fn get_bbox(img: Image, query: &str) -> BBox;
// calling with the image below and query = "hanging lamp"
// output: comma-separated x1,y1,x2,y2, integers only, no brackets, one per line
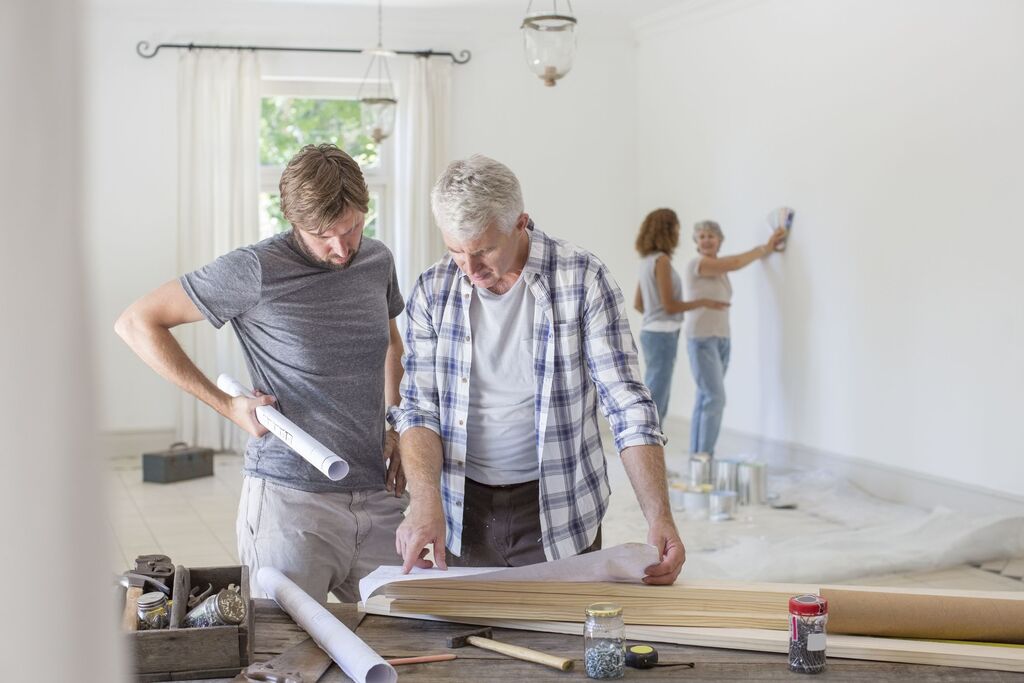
359,0,398,144
521,0,577,87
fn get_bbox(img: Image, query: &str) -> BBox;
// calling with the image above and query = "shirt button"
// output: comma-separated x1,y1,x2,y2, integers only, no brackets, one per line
458,419,464,426
461,377,467,383
455,500,463,508
465,335,471,341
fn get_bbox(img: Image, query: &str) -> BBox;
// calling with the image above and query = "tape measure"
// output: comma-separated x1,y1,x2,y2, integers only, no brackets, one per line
625,643,659,669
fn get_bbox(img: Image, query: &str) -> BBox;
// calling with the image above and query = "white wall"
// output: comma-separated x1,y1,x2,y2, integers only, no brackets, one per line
633,0,1024,496
85,0,636,438
3,1,125,679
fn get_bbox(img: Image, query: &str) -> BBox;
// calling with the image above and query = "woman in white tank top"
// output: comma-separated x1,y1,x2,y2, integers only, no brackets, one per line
633,208,729,426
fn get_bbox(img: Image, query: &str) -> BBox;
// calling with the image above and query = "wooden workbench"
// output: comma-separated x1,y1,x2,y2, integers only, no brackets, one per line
187,598,1021,682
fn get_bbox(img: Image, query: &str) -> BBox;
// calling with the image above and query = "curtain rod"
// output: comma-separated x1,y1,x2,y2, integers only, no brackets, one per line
136,41,471,64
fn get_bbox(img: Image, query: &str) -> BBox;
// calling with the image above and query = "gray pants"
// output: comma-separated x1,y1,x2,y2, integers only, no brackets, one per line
451,478,602,567
237,476,407,603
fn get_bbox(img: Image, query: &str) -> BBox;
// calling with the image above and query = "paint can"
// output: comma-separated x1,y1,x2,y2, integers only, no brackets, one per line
737,462,767,505
682,487,710,519
688,453,712,487
709,490,737,521
669,484,687,512
713,459,739,493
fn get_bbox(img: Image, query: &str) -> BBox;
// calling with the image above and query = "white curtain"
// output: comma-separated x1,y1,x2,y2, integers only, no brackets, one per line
176,50,260,452
393,56,452,298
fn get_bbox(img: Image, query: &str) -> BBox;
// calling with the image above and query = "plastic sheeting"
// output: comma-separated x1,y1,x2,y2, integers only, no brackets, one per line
604,460,1024,584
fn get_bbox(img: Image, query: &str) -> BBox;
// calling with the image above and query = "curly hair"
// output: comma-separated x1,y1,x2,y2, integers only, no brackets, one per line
635,208,680,257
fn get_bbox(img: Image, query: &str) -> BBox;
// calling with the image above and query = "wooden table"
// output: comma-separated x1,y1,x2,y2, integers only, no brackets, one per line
189,599,1021,682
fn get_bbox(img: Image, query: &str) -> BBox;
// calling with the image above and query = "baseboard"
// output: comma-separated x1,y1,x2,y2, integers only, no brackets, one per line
98,428,177,458
659,417,1024,517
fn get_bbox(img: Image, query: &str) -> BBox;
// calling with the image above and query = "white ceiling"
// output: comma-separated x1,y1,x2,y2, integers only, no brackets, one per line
249,0,687,22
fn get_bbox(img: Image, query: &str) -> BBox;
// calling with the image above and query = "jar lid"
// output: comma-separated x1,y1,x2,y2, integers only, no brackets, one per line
586,602,622,617
789,594,828,616
215,589,247,625
138,592,167,609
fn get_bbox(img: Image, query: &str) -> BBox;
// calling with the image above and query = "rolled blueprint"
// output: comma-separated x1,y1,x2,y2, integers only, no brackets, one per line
216,374,349,481
259,567,397,683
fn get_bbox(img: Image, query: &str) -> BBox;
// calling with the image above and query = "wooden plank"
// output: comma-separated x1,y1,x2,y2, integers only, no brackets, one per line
385,584,794,613
364,598,1024,674
387,598,787,629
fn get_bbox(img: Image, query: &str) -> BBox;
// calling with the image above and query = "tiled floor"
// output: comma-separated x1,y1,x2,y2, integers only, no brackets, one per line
106,425,1024,593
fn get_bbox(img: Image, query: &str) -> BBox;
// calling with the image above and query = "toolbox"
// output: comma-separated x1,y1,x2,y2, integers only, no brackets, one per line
142,443,214,483
126,564,254,682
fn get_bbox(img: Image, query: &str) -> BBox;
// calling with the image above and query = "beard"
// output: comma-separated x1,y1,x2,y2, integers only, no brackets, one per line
292,229,362,271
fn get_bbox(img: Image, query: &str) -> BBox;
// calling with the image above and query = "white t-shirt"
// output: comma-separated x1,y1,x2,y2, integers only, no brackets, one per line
683,256,732,338
464,275,539,485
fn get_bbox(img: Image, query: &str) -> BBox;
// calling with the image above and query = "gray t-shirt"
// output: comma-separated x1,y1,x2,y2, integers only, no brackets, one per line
683,256,732,339
181,232,404,493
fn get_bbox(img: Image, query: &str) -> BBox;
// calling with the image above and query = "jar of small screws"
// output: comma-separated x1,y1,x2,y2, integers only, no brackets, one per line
584,602,625,679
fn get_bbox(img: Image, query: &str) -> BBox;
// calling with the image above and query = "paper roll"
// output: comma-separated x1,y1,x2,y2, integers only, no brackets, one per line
216,374,349,481
259,567,397,683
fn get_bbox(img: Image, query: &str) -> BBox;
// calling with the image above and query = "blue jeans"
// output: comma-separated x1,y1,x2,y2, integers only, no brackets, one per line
640,330,680,425
687,336,731,455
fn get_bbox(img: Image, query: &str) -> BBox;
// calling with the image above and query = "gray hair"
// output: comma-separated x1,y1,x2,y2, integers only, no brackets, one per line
693,220,724,242
431,155,524,241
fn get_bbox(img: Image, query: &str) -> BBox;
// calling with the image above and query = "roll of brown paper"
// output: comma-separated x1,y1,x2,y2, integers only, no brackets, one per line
822,585,1024,644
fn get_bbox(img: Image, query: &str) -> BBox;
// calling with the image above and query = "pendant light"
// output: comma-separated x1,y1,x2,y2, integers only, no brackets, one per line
359,0,398,144
521,0,577,87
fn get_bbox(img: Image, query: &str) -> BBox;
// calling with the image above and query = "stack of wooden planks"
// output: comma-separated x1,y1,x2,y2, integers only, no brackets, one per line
362,577,1024,673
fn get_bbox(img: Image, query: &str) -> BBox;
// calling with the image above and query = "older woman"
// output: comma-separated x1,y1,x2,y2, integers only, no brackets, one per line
685,220,786,455
634,208,729,425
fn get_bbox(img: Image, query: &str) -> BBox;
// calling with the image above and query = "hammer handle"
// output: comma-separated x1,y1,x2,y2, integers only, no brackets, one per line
122,586,143,631
467,636,574,672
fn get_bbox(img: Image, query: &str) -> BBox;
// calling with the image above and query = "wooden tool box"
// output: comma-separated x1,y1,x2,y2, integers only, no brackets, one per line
127,565,254,682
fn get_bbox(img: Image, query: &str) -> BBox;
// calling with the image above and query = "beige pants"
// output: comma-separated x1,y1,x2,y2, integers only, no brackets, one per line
237,476,408,603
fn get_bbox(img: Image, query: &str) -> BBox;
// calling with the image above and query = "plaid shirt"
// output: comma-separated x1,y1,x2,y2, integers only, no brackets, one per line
390,224,664,560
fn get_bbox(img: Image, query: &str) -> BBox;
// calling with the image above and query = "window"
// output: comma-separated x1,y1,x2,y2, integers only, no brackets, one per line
258,79,390,242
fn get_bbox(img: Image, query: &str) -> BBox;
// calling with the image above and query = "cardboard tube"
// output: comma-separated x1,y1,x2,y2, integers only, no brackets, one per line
822,586,1024,644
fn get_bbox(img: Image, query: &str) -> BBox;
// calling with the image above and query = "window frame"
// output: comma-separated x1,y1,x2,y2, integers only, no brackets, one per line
258,77,392,243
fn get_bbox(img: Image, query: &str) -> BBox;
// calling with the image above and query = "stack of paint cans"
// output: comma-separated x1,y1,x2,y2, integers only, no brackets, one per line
673,455,769,521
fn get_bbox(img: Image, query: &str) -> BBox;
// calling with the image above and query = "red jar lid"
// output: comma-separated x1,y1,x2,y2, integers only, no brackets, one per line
789,594,828,616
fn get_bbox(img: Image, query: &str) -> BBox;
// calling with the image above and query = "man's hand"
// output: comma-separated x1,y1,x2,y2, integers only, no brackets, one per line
226,391,275,437
395,501,448,574
383,430,406,496
643,519,686,585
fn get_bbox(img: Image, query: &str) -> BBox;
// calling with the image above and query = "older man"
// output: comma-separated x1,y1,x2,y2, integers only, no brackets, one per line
392,155,685,584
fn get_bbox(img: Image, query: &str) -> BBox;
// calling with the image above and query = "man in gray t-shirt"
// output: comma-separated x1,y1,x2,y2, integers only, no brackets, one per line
116,144,406,602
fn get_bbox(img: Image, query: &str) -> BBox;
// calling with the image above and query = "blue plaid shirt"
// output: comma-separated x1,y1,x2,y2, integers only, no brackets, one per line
391,224,664,560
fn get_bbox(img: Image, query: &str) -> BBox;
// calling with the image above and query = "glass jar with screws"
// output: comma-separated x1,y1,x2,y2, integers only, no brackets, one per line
183,585,247,628
136,591,169,630
788,594,828,674
584,602,625,679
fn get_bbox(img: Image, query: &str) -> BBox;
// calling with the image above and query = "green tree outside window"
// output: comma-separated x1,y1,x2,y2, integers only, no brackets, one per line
260,97,379,239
